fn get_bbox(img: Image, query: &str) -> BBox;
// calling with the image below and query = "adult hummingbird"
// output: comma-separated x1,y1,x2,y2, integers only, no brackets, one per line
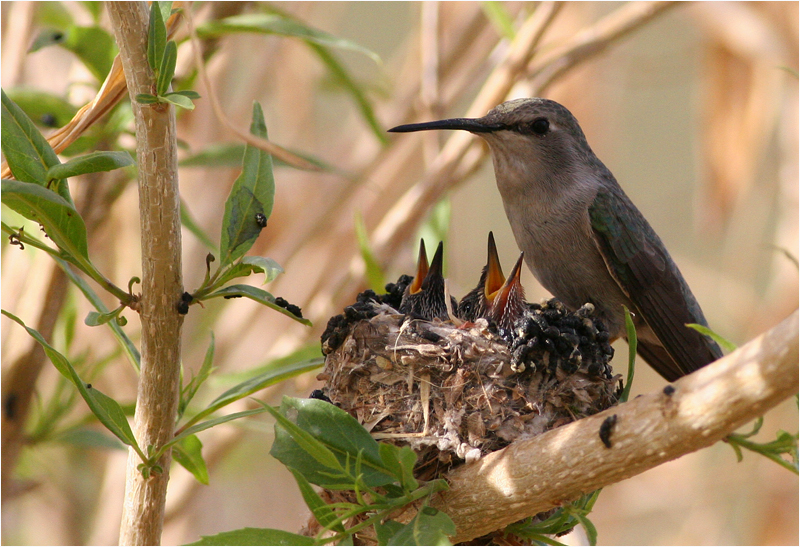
390,98,722,381
399,239,456,321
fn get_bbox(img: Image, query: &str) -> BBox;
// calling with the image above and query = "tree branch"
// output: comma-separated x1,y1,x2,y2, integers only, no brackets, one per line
433,310,798,543
108,3,184,545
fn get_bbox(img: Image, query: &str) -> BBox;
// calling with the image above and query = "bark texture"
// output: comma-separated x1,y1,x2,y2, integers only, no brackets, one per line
434,310,799,543
108,3,184,545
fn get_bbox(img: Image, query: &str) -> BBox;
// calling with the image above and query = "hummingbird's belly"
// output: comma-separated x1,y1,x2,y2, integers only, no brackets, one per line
516,221,632,338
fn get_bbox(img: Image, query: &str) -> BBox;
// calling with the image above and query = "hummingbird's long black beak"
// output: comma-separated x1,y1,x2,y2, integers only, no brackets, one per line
388,118,502,134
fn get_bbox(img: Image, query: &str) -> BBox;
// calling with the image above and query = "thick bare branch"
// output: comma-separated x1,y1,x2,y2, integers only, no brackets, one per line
434,310,799,543
108,3,184,545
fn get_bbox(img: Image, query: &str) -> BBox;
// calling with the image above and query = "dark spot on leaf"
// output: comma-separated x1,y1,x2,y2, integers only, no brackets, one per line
275,296,303,318
4,393,17,419
309,389,332,403
599,414,617,448
8,229,24,250
86,383,92,389
40,113,57,127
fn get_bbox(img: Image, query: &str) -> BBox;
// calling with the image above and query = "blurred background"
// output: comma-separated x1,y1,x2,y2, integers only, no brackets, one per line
1,1,797,545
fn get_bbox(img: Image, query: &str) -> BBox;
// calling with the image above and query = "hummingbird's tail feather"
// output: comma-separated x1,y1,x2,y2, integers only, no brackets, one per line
634,340,684,382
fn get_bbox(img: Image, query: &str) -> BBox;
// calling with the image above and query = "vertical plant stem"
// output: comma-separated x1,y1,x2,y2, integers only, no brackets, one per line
108,3,184,545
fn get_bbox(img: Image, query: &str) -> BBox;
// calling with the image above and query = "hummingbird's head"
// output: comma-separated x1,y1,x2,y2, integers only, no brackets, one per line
389,98,601,198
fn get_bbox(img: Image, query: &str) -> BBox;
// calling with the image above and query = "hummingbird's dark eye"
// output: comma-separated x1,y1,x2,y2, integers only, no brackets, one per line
531,118,549,135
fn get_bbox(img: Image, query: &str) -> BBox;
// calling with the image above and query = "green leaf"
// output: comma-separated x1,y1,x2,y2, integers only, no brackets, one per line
2,179,89,261
180,199,217,251
620,306,637,403
354,212,385,292
56,255,140,371
29,26,117,81
136,93,159,105
196,13,381,64
158,1,174,24
46,151,134,181
686,323,737,354
180,143,247,168
1,310,143,458
203,284,311,326
168,89,201,100
168,407,267,450
62,26,116,81
214,343,321,383
187,527,316,546
5,87,78,129
206,355,323,414
148,1,167,75
85,309,118,326
387,506,455,546
574,513,598,546
37,3,74,29
157,40,177,96
179,142,337,172
289,468,345,533
54,427,125,450
268,397,397,489
219,102,275,267
213,259,275,288
1,89,72,204
29,28,68,53
241,256,284,284
480,1,517,40
263,401,348,476
161,92,195,110
375,520,405,545
80,1,103,23
309,43,387,145
179,332,216,418
173,434,209,485
419,197,451,251
379,443,418,492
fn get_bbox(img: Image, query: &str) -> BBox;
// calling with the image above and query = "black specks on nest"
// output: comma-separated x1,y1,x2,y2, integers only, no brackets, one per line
510,300,614,378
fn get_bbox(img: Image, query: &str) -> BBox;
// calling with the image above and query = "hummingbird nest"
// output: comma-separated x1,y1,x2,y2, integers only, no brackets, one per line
309,275,621,544
318,278,620,477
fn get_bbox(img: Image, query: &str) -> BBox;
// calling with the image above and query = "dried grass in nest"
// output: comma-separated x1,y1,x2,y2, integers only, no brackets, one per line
308,293,621,544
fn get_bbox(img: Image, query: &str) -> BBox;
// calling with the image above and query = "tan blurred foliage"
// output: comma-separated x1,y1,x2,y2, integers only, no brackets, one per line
1,2,796,545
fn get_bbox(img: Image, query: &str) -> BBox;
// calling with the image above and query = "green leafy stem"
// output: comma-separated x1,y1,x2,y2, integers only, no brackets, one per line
135,2,200,110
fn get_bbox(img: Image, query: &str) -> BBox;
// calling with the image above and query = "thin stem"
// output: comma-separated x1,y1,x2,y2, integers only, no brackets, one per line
109,2,184,545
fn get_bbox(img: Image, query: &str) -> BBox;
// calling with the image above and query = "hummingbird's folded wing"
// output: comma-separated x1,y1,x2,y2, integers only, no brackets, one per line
588,186,722,380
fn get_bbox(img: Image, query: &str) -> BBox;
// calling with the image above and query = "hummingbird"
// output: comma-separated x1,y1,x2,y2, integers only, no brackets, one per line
485,251,527,333
389,98,722,381
399,239,456,321
457,232,507,322
458,232,527,332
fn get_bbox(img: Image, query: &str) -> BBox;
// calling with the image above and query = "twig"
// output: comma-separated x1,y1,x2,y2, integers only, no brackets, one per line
369,1,562,263
433,310,799,543
108,3,184,545
0,4,186,179
183,6,320,171
529,1,679,93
